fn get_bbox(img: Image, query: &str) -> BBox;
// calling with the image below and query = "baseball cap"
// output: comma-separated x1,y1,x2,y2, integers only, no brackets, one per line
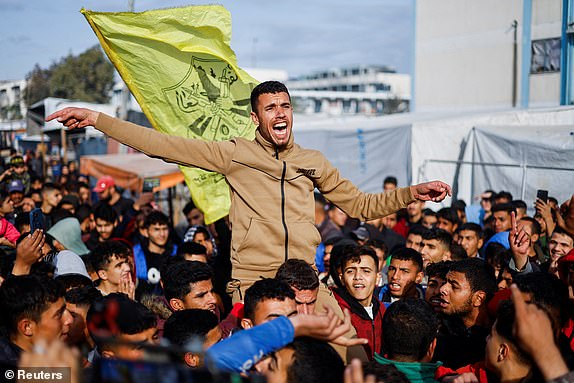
93,175,115,192
7,179,24,193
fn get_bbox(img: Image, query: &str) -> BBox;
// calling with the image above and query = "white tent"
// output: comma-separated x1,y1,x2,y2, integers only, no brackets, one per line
293,106,574,207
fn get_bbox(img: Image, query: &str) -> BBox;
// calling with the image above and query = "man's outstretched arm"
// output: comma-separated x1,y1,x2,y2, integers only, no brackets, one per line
316,155,451,220
46,107,234,174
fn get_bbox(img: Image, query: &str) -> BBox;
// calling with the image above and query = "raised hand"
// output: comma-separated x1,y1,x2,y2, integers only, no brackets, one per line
410,181,452,202
291,306,368,347
510,284,568,380
45,107,100,130
508,212,530,270
13,229,45,275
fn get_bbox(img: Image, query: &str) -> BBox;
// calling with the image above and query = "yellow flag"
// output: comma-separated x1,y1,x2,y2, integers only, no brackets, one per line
82,6,259,224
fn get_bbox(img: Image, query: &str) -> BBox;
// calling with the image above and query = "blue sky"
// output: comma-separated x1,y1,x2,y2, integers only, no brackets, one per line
0,0,414,81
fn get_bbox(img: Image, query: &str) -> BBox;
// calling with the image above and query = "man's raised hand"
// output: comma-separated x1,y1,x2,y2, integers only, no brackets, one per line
45,107,99,130
290,306,368,347
410,181,452,202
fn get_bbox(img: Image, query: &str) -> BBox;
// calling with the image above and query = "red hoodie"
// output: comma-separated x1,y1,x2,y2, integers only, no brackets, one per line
332,287,385,360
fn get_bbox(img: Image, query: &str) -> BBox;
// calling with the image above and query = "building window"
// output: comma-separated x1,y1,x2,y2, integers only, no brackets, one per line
531,38,561,73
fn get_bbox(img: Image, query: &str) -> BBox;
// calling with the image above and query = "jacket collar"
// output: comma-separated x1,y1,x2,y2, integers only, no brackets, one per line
334,287,381,321
254,128,295,159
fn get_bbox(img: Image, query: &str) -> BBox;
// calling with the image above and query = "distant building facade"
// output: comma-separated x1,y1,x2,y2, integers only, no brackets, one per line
286,65,411,115
0,79,26,122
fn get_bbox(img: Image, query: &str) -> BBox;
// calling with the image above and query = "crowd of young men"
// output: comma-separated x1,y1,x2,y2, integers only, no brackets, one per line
0,81,572,382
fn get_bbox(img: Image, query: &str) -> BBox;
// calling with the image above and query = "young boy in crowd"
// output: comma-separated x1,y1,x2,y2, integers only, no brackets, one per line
91,240,133,297
333,245,384,360
0,275,73,365
85,202,119,250
376,248,424,306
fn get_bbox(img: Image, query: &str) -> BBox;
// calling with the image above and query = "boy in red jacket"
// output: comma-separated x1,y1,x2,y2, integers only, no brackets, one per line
333,245,384,359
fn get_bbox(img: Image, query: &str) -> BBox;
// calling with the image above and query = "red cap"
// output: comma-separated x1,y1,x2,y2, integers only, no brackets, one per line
93,176,115,192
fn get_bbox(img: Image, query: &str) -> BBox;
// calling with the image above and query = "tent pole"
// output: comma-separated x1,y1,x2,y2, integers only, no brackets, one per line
168,186,174,222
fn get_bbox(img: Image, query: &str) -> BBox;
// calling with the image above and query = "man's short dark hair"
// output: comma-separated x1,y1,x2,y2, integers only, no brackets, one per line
0,275,65,336
243,278,295,321
449,243,468,261
275,259,319,291
495,301,532,365
484,242,511,270
90,240,130,272
163,309,219,347
449,258,497,298
407,225,428,238
451,199,467,210
512,200,527,213
437,207,460,226
519,217,541,236
390,248,423,272
340,246,379,272
284,337,344,383
76,204,93,223
41,182,62,194
422,209,437,218
366,239,387,254
514,272,569,330
383,176,398,187
382,298,439,361
458,222,483,239
163,261,214,301
182,200,197,216
495,191,513,202
143,210,170,228
491,203,516,215
426,261,453,280
551,227,574,243
250,81,290,112
65,286,102,308
422,228,452,247
177,242,207,257
93,202,118,224
87,293,156,342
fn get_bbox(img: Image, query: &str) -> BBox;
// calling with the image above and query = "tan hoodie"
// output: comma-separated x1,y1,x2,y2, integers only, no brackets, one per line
96,114,415,286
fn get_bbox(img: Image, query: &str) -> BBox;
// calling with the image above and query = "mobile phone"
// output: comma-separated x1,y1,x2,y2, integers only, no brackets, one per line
142,177,160,193
536,189,548,203
29,208,45,232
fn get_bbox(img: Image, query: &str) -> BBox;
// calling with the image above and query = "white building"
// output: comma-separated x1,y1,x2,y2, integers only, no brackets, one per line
414,0,571,111
286,65,411,116
0,79,27,121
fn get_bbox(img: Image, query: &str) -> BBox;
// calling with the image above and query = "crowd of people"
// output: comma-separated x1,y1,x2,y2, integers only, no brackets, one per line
0,81,571,383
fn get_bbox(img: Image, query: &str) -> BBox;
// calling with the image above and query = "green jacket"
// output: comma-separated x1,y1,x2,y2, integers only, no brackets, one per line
374,354,442,383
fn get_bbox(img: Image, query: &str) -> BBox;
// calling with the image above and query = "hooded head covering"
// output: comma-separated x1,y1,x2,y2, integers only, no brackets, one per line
47,217,89,256
183,225,218,258
52,250,91,280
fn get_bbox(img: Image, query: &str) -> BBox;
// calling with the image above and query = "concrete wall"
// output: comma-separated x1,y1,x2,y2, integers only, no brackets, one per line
415,0,562,111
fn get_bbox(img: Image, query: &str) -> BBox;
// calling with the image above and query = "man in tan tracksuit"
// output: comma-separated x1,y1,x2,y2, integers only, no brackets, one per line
47,81,450,296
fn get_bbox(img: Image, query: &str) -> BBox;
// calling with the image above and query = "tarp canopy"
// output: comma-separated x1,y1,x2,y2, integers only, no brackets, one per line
292,106,574,208
80,153,184,192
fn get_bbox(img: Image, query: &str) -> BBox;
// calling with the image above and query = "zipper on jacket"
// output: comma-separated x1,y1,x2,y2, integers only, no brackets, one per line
280,161,288,262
